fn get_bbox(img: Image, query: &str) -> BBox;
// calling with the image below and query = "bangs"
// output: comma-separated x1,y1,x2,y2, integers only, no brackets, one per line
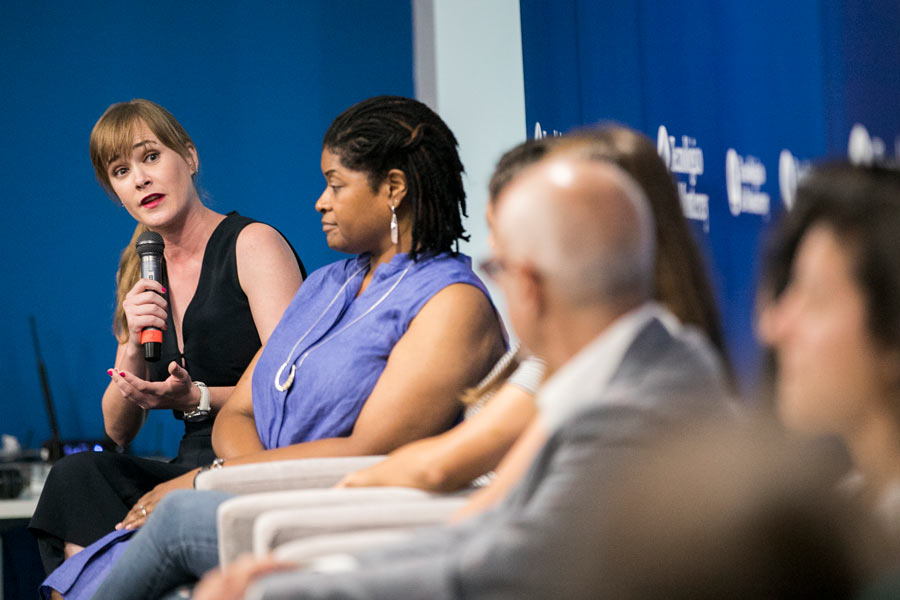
89,105,146,193
93,114,142,168
89,99,194,194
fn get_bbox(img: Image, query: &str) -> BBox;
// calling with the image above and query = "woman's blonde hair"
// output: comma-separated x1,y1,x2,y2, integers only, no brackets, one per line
460,344,521,410
89,99,197,342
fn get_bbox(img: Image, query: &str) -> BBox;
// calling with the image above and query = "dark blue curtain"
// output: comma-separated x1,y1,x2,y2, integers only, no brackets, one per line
520,0,900,393
0,0,414,456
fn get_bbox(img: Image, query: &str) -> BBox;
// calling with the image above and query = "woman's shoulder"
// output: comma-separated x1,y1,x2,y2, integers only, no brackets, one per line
210,212,268,253
234,220,289,252
407,251,481,284
229,213,306,279
212,210,257,238
397,252,498,332
390,252,484,302
226,211,288,248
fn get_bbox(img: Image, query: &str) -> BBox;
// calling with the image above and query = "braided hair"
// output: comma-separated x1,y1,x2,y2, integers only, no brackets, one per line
323,96,468,260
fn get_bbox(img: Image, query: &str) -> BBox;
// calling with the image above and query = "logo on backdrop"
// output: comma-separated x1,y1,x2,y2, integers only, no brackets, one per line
847,123,887,165
533,121,562,140
657,125,710,231
724,149,770,219
778,150,811,211
779,125,894,212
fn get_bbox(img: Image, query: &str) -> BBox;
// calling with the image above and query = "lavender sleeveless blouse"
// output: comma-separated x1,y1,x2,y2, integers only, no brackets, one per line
252,251,491,449
38,253,489,600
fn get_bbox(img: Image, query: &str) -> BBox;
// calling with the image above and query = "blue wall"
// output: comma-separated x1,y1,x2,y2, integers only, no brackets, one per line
0,1,413,456
520,0,900,395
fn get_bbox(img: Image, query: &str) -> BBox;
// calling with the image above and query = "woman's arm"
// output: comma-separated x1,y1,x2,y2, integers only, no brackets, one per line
117,347,267,531
235,223,304,346
212,348,266,458
118,284,503,530
207,224,302,449
223,283,506,466
337,383,537,492
108,223,302,433
451,416,548,521
102,341,151,446
102,277,167,445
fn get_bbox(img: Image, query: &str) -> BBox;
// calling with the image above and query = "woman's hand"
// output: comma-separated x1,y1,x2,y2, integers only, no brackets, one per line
109,360,196,411
336,440,435,490
115,469,197,530
122,278,168,348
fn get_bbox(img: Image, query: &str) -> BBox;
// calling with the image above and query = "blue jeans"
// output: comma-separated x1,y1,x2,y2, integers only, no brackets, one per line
90,489,235,600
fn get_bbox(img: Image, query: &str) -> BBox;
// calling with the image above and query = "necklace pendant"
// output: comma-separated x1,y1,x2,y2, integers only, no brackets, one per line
274,363,296,392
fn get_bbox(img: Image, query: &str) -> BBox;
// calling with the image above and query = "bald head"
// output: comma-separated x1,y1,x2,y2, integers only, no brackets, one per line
494,157,655,307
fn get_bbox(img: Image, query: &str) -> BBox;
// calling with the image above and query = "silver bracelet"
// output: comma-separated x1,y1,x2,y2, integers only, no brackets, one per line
193,457,226,488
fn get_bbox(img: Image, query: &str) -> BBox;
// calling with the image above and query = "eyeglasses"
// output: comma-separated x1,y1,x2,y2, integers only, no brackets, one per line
479,256,515,280
480,256,543,287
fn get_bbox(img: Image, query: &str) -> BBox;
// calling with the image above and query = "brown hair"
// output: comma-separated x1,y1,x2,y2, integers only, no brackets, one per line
763,163,900,397
89,99,197,342
460,345,522,409
488,137,557,202
551,125,731,377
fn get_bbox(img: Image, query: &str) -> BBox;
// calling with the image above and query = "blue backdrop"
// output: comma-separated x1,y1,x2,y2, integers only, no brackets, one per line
520,0,900,394
4,0,899,456
0,0,413,456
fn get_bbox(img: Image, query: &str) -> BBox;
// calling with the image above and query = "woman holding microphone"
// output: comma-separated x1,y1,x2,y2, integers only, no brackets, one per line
30,98,305,574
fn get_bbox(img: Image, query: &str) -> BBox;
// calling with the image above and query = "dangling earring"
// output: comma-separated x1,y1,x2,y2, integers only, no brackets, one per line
120,201,125,208
390,205,399,245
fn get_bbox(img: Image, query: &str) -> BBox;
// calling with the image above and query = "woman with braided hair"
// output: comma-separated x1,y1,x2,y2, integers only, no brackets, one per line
42,96,505,599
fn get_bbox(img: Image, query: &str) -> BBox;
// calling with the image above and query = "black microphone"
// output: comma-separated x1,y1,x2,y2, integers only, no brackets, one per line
136,231,165,362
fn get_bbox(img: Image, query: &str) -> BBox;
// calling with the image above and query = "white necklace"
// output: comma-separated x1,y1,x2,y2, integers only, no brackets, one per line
273,264,411,392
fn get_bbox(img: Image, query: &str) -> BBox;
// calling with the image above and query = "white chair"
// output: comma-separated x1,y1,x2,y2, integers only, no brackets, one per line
216,485,465,565
271,528,417,567
252,495,467,559
194,456,387,495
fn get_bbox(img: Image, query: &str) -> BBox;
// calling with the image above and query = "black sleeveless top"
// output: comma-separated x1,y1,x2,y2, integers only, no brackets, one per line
148,212,305,460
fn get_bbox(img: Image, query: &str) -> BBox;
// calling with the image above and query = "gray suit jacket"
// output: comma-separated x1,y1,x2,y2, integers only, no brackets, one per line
249,317,733,599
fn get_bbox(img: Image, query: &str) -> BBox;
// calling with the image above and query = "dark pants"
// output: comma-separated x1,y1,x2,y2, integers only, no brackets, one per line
28,428,213,574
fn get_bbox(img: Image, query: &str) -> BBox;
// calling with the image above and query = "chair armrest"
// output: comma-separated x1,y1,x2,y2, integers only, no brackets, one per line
217,486,443,566
272,528,416,566
252,496,467,557
195,456,387,494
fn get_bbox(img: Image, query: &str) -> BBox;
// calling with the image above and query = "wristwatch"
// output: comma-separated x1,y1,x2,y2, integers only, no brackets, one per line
183,381,211,422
